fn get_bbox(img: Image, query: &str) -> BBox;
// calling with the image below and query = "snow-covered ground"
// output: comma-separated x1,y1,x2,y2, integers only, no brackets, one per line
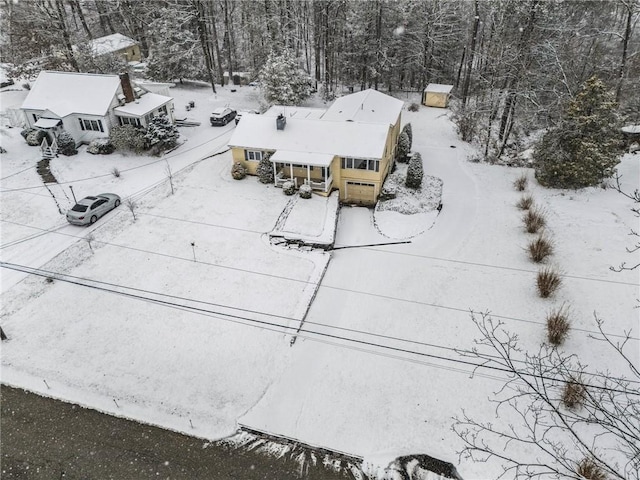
1,81,638,479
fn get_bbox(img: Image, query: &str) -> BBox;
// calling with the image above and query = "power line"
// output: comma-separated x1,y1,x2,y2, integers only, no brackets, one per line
2,261,639,396
1,218,637,342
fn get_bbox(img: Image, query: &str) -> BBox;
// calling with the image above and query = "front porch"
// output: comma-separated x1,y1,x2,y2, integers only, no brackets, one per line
271,150,334,194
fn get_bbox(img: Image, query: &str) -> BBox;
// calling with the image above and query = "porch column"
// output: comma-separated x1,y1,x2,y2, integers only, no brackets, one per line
307,165,311,185
272,162,277,182
289,163,293,179
324,166,328,192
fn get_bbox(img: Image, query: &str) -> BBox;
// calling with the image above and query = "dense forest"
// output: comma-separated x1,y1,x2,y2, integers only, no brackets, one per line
1,0,639,162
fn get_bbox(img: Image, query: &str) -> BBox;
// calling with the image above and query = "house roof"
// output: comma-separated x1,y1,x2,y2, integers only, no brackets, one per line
264,105,326,120
21,71,121,117
321,89,403,125
89,33,138,56
114,93,173,117
271,150,334,167
425,83,454,94
229,115,389,160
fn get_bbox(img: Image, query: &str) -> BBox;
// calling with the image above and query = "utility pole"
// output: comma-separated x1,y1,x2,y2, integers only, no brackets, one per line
69,185,77,204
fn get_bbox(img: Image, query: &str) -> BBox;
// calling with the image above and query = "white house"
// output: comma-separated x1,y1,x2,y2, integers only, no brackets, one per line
20,71,174,147
86,33,141,63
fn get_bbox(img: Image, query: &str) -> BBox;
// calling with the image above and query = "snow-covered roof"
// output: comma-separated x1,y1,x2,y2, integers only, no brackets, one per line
271,150,334,167
321,89,403,125
114,92,173,117
264,105,326,120
21,71,121,117
89,33,138,56
622,125,640,134
425,83,454,94
229,115,389,160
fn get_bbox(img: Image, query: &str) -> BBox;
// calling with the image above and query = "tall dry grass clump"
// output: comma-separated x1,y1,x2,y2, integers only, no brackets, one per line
516,194,534,210
575,457,606,480
546,305,570,345
528,235,554,263
523,208,546,233
537,266,562,298
513,173,528,191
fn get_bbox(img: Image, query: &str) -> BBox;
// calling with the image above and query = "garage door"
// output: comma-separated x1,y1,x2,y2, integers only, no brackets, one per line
345,181,375,205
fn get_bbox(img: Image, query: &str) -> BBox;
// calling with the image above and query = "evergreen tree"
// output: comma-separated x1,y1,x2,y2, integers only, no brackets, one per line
401,123,413,151
534,76,623,189
396,130,411,163
257,152,274,184
56,130,77,156
145,115,179,150
259,49,312,105
406,152,424,189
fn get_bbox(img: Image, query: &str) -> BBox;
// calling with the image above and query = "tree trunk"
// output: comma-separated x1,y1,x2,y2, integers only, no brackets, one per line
54,0,79,71
68,0,92,39
615,0,634,103
461,0,480,110
193,0,217,93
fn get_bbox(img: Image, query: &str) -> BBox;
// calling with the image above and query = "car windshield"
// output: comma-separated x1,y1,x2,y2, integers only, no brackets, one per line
71,204,88,212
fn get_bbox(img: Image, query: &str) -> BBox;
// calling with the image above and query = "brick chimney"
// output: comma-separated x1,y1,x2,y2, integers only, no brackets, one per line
276,113,286,130
119,72,135,103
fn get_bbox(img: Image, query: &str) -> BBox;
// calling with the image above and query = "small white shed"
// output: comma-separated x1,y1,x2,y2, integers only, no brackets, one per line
423,84,454,108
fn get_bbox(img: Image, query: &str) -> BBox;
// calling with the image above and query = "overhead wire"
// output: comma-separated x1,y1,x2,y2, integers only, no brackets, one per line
2,260,639,395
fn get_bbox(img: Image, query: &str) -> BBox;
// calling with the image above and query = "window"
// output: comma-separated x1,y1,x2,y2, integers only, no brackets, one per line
341,157,379,172
32,113,40,122
119,116,142,127
78,118,104,132
245,150,263,161
158,105,168,116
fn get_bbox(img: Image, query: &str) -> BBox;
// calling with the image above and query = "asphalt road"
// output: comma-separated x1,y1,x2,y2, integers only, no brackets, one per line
1,385,346,480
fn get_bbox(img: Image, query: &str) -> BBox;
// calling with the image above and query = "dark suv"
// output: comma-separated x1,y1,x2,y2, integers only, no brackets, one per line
210,107,237,126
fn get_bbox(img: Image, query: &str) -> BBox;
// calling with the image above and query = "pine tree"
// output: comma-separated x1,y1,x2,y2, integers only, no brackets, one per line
259,49,312,105
56,130,77,156
396,130,411,163
406,152,424,189
257,152,274,184
402,123,413,151
534,76,623,189
145,115,179,150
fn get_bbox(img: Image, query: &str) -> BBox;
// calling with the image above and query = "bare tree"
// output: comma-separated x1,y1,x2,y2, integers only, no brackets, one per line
125,198,137,221
453,312,640,480
165,161,174,195
611,173,640,272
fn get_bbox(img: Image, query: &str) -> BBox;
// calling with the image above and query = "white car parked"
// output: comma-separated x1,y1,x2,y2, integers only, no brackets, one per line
66,193,121,226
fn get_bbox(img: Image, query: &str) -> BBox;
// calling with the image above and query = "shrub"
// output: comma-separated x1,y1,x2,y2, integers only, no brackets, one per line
528,235,553,262
401,123,413,151
396,130,410,163
257,153,274,184
513,173,528,191
523,208,546,233
562,377,586,410
145,115,179,150
408,103,420,112
282,181,295,195
231,162,247,180
575,458,606,480
546,305,570,345
110,125,147,153
299,184,312,199
25,129,47,146
87,138,115,155
20,128,31,140
379,185,397,201
516,194,534,210
56,130,77,156
406,152,424,189
111,167,121,178
537,266,562,298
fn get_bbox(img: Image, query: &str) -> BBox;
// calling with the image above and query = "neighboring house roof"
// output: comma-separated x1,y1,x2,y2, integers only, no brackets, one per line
114,92,174,117
264,105,326,120
321,89,403,125
425,83,454,94
21,71,121,117
229,115,389,161
89,33,138,56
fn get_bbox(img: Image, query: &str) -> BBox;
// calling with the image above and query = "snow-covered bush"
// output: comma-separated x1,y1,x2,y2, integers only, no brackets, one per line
299,184,312,199
231,162,247,180
145,115,179,151
23,128,47,146
378,184,397,201
401,123,413,151
87,138,115,155
396,130,410,163
282,181,295,195
257,153,274,183
56,130,77,156
110,125,146,153
408,103,420,112
406,152,424,189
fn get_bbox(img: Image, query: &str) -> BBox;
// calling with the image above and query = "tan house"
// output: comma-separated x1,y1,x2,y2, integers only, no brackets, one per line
228,89,403,205
88,33,141,63
423,84,454,108
21,71,174,148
